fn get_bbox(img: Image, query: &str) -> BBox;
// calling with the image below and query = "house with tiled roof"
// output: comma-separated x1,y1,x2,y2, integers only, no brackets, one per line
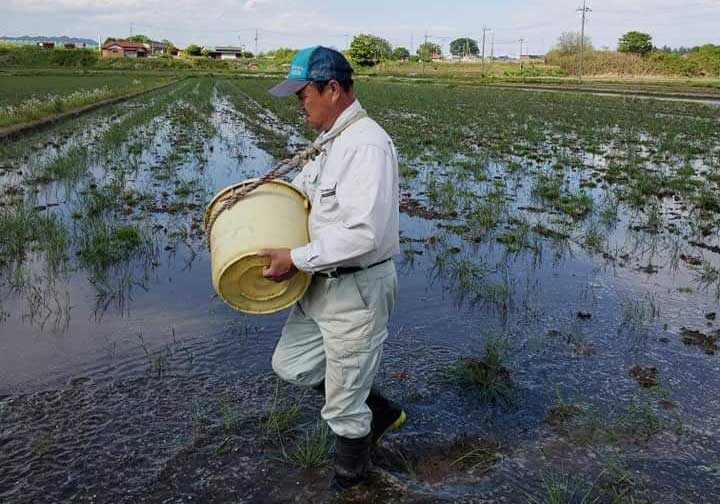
101,40,148,58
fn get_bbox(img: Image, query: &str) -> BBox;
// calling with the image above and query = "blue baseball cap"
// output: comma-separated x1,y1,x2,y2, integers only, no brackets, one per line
269,46,354,97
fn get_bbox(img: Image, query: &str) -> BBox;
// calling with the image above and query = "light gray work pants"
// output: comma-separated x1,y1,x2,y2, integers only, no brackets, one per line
272,260,397,439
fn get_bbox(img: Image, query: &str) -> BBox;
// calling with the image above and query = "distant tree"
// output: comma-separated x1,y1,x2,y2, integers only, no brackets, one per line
417,42,441,62
242,51,254,58
348,34,392,66
102,37,117,46
265,47,297,62
185,44,202,56
200,47,210,57
391,47,410,60
618,31,653,56
128,34,152,44
161,39,177,53
450,38,479,57
555,31,593,55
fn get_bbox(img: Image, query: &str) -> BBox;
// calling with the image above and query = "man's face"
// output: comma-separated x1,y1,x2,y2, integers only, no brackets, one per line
296,82,337,132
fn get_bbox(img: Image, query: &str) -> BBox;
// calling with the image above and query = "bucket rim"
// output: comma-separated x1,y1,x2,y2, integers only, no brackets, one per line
204,178,309,229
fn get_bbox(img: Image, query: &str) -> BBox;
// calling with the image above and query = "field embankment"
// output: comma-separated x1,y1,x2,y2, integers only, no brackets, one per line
0,72,179,129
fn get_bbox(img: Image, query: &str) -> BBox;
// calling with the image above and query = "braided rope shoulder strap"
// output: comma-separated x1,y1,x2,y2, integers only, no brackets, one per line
205,110,368,248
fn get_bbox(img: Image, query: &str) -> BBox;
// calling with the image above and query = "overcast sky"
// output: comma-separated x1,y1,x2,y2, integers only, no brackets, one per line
2,0,719,55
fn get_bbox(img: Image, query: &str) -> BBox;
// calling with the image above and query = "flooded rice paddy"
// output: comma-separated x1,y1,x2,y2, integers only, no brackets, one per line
1,76,720,503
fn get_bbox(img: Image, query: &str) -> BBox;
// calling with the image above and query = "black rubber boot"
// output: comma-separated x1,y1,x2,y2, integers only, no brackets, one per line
311,381,406,445
333,433,372,490
366,389,406,445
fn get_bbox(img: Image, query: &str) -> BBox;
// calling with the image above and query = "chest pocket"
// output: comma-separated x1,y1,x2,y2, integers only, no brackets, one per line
315,183,341,222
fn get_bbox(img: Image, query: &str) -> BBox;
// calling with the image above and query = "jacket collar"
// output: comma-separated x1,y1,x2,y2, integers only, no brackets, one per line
317,99,364,143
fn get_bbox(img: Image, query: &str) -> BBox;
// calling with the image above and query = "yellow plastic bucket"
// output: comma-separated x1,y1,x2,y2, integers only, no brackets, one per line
204,179,312,314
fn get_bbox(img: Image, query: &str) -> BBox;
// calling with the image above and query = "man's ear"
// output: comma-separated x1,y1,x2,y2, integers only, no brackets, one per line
329,80,342,99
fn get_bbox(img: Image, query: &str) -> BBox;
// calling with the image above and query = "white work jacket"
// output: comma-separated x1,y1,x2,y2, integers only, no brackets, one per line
290,100,400,273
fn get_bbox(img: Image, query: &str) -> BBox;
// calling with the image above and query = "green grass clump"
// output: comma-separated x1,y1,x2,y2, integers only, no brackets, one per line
0,202,67,271
281,423,332,468
583,224,606,252
496,223,530,252
533,173,563,201
219,396,244,434
447,339,514,404
263,382,303,437
33,147,89,184
77,220,145,275
559,191,593,219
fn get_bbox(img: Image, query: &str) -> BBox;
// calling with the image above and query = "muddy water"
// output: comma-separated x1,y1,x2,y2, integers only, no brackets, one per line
1,82,720,503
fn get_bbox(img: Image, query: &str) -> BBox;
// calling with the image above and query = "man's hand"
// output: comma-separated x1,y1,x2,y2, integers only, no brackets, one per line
258,248,298,283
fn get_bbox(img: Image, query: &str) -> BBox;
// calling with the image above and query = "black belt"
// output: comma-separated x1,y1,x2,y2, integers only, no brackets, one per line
315,258,392,278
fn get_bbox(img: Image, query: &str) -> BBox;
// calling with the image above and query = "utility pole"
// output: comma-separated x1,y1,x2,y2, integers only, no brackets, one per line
481,26,491,77
410,33,414,54
577,0,591,81
129,22,133,37
519,38,525,59
490,30,495,74
422,31,428,75
254,29,258,56
343,33,350,50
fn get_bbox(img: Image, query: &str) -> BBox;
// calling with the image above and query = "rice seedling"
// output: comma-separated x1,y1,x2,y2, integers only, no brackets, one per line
559,191,593,219
78,221,143,266
262,380,303,437
280,422,332,468
191,399,211,438
450,441,502,473
135,332,171,378
446,337,514,404
30,146,89,184
525,470,599,504
692,261,720,297
621,295,660,325
219,395,244,434
533,172,563,202
497,221,531,253
545,387,585,427
0,201,68,273
599,194,620,226
583,223,606,253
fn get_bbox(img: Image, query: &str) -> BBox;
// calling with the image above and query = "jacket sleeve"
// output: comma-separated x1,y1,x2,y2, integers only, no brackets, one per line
290,144,393,273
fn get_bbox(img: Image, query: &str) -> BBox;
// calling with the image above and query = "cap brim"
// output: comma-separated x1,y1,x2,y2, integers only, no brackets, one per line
269,80,309,97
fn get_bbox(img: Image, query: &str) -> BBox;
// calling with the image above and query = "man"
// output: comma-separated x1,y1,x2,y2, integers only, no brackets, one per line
259,46,405,489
